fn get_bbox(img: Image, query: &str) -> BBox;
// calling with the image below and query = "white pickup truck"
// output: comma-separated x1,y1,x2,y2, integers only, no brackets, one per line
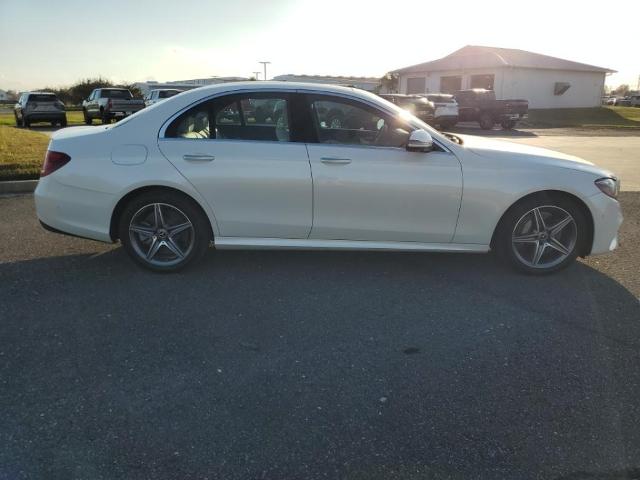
82,88,145,125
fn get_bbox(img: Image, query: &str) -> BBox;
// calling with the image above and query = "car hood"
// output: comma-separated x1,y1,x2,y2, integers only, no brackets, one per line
456,134,613,177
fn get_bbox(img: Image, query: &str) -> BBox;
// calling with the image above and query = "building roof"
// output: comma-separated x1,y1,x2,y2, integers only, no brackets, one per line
393,45,616,74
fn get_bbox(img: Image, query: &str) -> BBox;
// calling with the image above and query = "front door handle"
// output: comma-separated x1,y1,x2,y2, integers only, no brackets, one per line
320,157,351,165
183,154,215,162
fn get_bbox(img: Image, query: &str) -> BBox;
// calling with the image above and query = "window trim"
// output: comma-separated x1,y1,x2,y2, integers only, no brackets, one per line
162,90,300,143
158,88,452,153
305,93,411,149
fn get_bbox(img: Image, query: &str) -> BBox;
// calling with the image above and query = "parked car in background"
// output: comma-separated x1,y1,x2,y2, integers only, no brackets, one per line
379,94,435,124
627,95,640,107
425,93,459,129
14,92,67,128
35,82,622,275
455,89,528,130
615,97,632,107
602,96,617,106
144,89,183,107
82,88,145,124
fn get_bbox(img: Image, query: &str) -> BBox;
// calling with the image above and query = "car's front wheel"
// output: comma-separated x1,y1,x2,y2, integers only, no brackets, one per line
118,191,211,272
495,194,588,274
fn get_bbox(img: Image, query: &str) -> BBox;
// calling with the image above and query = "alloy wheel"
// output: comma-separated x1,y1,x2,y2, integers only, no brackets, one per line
511,205,577,269
128,203,195,267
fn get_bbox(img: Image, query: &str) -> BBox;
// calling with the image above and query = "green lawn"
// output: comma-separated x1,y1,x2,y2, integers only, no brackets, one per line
524,106,640,128
0,110,85,127
0,125,49,180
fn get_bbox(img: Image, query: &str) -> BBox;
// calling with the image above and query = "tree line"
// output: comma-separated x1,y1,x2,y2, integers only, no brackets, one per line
3,78,143,105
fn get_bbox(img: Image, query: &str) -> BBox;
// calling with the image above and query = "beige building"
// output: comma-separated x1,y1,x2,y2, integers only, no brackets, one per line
393,46,615,109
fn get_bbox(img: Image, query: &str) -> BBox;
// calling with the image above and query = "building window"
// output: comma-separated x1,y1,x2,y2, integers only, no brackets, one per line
440,76,462,94
554,82,571,95
406,77,426,94
470,74,495,90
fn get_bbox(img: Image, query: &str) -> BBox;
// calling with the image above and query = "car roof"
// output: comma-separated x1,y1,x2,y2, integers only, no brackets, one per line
26,91,56,95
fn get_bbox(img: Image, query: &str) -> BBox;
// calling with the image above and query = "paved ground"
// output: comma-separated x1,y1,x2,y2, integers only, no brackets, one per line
1,194,639,479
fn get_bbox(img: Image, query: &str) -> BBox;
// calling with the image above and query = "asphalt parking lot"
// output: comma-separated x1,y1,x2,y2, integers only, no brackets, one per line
1,189,639,479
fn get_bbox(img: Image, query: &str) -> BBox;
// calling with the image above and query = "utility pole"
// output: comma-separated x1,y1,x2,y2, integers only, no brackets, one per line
259,61,271,81
252,71,261,81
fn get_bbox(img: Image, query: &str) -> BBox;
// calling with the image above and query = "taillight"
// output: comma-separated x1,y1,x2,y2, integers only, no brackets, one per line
41,151,71,177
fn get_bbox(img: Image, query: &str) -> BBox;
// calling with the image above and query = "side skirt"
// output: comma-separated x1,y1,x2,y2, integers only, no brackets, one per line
214,237,489,253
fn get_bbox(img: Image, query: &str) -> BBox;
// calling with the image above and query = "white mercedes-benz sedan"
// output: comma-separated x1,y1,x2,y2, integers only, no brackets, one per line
35,82,623,274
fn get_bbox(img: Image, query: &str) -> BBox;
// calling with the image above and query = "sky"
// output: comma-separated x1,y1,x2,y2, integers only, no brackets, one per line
0,0,638,91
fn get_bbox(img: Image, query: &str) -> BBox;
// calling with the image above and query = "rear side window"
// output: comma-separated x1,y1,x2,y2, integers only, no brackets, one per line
164,93,291,142
216,95,290,142
166,102,211,139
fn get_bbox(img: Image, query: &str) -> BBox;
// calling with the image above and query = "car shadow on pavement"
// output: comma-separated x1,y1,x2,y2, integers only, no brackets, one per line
1,247,639,479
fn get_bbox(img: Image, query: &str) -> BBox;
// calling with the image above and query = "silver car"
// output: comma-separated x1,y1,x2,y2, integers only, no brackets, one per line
14,92,67,128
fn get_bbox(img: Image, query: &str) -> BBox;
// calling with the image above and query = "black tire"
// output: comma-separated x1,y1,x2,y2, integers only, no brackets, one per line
101,110,111,124
23,116,30,128
501,120,516,130
118,190,211,273
61,118,68,128
479,113,494,130
14,113,22,128
494,193,588,275
83,110,92,125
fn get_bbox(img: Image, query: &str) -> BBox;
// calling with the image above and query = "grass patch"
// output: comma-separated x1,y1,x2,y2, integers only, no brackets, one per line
0,126,49,181
524,106,640,128
0,111,85,127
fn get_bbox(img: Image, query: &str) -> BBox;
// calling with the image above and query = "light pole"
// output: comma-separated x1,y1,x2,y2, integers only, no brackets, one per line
259,61,271,81
252,71,261,81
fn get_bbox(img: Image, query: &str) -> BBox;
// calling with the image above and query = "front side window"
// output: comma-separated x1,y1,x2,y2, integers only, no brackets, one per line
310,97,410,148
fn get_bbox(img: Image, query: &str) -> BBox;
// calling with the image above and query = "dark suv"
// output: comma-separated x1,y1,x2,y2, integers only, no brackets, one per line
14,92,67,128
379,94,435,124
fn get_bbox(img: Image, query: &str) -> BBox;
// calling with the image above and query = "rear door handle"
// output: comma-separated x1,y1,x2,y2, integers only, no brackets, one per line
183,154,215,162
320,157,351,165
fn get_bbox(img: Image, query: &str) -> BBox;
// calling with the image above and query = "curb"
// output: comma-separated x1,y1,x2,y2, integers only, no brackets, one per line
0,179,38,194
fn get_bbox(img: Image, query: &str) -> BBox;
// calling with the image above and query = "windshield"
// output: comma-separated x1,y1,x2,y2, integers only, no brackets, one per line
28,94,57,102
159,90,181,99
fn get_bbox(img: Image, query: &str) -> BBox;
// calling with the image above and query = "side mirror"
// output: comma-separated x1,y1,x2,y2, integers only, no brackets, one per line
406,129,433,152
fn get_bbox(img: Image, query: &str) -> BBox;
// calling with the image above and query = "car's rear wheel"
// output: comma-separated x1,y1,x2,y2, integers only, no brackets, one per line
83,110,92,125
479,113,494,130
101,111,111,124
23,117,30,128
501,119,517,130
14,113,22,127
494,194,587,274
118,191,211,272
61,118,68,127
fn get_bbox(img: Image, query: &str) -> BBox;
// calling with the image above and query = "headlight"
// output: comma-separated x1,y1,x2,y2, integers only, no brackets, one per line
595,177,620,199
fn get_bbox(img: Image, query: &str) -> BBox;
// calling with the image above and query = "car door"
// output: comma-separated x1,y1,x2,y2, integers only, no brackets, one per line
304,94,462,243
158,91,313,239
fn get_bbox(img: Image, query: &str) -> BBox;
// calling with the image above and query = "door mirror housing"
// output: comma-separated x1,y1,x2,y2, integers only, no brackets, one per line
406,129,433,152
